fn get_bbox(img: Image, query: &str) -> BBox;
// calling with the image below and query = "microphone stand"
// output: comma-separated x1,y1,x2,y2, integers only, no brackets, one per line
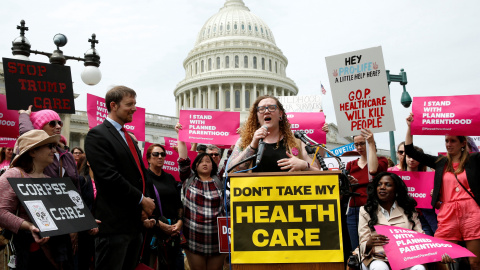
226,154,258,173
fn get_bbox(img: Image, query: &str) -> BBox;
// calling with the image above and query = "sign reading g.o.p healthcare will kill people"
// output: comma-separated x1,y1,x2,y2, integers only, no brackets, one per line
325,46,395,136
2,58,75,113
7,177,97,238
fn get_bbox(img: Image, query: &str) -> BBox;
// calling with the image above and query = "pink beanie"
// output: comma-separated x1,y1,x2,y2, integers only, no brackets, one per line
30,110,61,130
60,135,68,146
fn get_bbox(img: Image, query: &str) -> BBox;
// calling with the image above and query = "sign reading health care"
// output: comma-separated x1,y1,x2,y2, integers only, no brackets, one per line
391,171,434,209
0,94,19,138
411,95,480,136
375,225,475,270
179,110,240,146
87,93,146,141
325,46,395,136
286,112,326,144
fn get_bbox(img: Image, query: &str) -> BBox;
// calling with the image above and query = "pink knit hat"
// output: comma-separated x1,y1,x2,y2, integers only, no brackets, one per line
30,110,61,130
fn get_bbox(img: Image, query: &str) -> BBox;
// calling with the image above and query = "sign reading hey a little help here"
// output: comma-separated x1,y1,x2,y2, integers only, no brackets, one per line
325,46,394,136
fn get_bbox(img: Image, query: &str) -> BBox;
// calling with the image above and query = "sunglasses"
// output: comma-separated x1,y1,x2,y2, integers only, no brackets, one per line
48,120,63,128
152,152,166,157
397,150,405,155
208,153,220,157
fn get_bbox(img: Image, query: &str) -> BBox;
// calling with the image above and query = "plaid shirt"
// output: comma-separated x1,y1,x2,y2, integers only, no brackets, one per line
179,158,223,255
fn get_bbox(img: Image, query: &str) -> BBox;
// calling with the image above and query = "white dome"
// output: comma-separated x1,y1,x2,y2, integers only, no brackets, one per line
195,0,276,46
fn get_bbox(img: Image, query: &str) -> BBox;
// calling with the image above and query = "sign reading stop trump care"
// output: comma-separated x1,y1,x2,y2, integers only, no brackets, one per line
179,110,240,146
230,173,343,264
411,95,480,136
3,58,75,113
325,46,395,136
375,225,475,270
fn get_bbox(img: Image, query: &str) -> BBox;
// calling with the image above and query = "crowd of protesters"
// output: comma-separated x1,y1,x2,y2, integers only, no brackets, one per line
1,86,480,270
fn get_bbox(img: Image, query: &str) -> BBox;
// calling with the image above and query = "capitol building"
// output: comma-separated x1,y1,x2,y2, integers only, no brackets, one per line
0,0,355,153
174,0,298,121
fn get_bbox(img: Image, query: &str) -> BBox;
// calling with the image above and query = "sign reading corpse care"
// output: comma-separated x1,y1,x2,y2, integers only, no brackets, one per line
3,58,75,113
391,171,434,209
0,94,19,138
179,110,240,146
286,112,326,144
375,225,475,270
87,93,146,141
411,95,480,136
7,177,97,238
230,173,343,264
325,46,395,136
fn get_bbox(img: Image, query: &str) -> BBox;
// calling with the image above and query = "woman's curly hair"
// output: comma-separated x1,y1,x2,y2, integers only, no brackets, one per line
364,172,418,231
239,95,296,151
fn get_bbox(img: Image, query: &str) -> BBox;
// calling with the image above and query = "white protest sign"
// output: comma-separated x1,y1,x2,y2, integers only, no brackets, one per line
325,46,395,136
276,95,322,112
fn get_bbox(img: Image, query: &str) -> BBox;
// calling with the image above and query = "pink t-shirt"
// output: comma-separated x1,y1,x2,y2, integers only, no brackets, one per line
387,165,401,172
440,163,472,202
0,160,10,171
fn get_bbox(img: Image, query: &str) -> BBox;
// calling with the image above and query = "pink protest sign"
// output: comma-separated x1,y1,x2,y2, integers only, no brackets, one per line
0,137,17,148
142,141,198,182
412,95,480,136
87,93,146,141
375,225,475,270
164,137,192,152
179,110,240,146
286,112,326,144
0,94,19,138
391,171,434,208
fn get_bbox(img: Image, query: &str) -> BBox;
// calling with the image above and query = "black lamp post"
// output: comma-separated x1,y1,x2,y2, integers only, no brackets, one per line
11,20,102,85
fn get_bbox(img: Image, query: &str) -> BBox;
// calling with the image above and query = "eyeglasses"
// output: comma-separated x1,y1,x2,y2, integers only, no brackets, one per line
152,152,166,158
397,150,405,155
354,142,366,147
48,120,63,128
208,153,220,157
257,105,278,114
73,152,83,155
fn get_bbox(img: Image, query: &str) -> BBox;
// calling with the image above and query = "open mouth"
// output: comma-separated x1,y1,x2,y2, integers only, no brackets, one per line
264,116,272,122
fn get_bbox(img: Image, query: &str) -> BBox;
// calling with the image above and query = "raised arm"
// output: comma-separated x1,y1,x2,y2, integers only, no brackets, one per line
175,122,188,159
405,112,414,146
361,129,380,174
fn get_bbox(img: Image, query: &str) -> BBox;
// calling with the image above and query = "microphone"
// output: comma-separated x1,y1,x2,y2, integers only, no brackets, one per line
294,130,312,146
255,126,268,166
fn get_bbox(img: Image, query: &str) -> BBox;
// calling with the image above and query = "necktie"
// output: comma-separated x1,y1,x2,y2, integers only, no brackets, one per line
121,128,145,194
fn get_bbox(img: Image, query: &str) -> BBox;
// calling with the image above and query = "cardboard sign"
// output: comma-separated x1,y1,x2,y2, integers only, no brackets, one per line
324,156,361,170
0,94,19,138
87,93,146,141
326,143,355,157
142,141,198,182
286,112,326,144
2,58,75,113
325,47,395,136
179,110,240,146
230,174,343,264
7,177,97,237
470,136,480,149
375,225,475,270
218,217,232,253
411,95,480,136
276,95,322,112
0,137,16,148
391,171,434,209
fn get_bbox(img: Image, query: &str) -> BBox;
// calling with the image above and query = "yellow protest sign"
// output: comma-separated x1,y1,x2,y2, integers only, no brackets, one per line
230,173,343,264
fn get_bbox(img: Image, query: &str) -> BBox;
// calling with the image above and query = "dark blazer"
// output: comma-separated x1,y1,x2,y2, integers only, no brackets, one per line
405,143,480,208
85,119,150,234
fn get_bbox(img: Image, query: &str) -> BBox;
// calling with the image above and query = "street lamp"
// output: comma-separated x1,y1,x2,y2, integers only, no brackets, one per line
11,20,102,85
386,68,412,163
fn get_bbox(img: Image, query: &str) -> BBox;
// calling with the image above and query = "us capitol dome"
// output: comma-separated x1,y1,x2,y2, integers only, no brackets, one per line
174,0,298,120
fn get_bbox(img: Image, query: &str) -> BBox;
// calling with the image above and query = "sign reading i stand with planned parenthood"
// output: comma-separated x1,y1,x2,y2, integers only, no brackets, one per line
325,47,395,136
2,58,75,113
7,177,97,238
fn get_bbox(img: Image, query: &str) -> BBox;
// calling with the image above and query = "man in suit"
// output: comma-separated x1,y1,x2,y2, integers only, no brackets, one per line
85,85,155,270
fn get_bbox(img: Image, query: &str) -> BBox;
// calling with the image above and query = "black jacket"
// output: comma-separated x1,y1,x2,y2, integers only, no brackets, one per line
405,143,480,208
85,119,153,234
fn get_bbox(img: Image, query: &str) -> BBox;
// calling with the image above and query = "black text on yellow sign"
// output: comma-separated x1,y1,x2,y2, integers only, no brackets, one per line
233,200,340,251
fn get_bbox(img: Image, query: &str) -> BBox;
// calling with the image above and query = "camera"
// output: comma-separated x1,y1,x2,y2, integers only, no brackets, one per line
347,252,360,270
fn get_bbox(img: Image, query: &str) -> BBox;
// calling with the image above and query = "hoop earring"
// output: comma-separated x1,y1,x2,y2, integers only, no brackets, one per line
462,147,465,152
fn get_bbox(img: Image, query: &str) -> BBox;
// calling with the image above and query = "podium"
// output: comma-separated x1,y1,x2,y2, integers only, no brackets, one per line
228,171,344,270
